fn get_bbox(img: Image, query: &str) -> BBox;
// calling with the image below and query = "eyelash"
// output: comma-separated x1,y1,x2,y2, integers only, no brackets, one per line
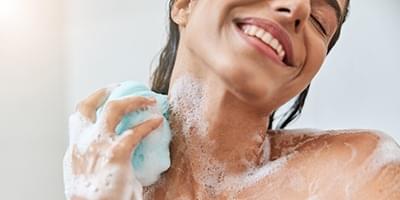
310,15,327,36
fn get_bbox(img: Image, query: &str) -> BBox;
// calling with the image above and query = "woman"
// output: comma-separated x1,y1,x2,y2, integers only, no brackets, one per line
65,0,400,199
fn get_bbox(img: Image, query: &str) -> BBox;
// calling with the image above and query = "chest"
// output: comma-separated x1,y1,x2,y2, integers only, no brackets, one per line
145,133,368,199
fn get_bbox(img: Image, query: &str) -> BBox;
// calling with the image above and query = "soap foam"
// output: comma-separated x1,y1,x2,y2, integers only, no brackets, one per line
167,75,289,197
67,112,93,151
65,163,142,200
341,130,400,199
169,75,209,137
343,142,357,165
365,130,400,171
64,111,144,200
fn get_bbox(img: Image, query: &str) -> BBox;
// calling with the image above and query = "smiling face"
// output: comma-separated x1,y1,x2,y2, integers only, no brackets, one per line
171,0,347,112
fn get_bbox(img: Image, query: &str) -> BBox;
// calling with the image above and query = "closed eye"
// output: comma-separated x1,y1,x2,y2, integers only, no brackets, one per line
310,15,327,36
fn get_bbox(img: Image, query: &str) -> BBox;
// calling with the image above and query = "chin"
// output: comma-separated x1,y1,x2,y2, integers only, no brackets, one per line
224,76,275,109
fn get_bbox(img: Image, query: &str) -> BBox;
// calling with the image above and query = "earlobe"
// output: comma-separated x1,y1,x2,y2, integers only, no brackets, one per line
171,0,193,26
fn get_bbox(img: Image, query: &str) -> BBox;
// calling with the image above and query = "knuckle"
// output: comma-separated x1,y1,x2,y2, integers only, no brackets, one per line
77,99,95,112
133,96,154,105
136,96,150,102
109,145,126,159
126,96,145,106
105,100,121,113
149,121,159,129
142,118,161,129
143,123,158,133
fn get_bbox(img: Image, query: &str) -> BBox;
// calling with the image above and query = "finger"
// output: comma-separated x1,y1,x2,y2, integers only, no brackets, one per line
111,117,163,160
68,112,92,144
76,85,118,123
100,96,157,134
71,145,84,175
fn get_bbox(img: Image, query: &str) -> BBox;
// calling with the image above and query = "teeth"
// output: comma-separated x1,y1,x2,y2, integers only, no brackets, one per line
241,25,286,61
279,50,285,60
249,26,257,35
255,29,264,38
262,32,273,44
277,44,283,53
243,25,251,34
270,39,279,50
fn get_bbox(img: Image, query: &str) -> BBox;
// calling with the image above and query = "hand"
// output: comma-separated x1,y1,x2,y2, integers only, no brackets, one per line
63,86,163,200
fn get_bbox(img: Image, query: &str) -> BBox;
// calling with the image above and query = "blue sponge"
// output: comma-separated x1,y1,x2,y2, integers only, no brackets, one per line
96,81,171,186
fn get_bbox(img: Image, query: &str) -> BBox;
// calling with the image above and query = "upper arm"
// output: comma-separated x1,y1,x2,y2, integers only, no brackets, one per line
352,163,400,200
347,130,400,199
309,130,400,199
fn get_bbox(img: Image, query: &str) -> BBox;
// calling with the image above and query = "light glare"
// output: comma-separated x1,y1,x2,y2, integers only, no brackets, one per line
0,0,22,23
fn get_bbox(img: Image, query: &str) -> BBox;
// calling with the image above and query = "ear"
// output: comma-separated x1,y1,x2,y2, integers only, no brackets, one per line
171,0,194,26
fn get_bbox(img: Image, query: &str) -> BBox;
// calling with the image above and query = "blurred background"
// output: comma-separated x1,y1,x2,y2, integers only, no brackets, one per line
0,0,399,199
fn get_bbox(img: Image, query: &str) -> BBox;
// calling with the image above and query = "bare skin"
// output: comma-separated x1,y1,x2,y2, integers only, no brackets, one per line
64,87,164,200
142,84,400,199
141,0,400,198
66,85,400,200
64,0,400,199
143,104,400,199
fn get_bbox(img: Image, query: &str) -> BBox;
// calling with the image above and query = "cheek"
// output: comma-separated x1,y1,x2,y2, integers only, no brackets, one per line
183,4,230,66
292,38,327,93
183,5,255,82
303,39,327,80
274,35,327,106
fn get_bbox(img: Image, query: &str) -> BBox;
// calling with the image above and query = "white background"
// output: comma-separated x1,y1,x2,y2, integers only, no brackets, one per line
0,0,399,199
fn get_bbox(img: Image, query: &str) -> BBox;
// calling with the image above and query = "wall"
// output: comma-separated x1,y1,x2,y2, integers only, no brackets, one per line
0,0,399,199
66,0,400,142
290,0,400,142
65,0,167,112
0,0,66,199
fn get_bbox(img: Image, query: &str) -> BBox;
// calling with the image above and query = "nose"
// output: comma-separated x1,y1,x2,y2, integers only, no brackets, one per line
271,0,311,33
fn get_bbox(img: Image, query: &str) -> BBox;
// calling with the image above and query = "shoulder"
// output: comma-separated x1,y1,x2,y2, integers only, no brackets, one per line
270,128,400,176
335,129,400,199
266,129,400,199
268,129,387,161
284,129,400,165
271,128,397,153
293,129,400,199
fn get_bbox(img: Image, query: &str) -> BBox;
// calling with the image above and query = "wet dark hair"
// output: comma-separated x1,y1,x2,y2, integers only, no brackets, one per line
151,0,350,129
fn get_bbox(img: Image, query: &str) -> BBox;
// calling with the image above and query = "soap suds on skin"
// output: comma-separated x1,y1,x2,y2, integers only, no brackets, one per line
64,111,146,200
64,91,168,200
96,81,172,187
343,142,357,165
366,130,400,170
66,76,400,199
169,75,209,137
166,75,287,197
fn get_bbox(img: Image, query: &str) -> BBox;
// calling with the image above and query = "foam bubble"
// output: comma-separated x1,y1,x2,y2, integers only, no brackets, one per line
166,75,287,196
169,75,209,137
343,142,357,165
64,164,142,200
365,130,400,171
64,112,144,199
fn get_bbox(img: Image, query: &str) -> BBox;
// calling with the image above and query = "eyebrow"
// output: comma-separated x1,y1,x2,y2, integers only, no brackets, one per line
322,0,343,24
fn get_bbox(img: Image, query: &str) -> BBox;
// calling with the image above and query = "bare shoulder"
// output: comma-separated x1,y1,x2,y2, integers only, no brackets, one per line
280,129,400,199
280,129,400,164
238,129,400,199
267,128,395,161
335,129,400,199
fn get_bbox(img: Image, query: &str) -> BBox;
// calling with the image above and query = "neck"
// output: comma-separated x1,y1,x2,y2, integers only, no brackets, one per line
167,73,271,188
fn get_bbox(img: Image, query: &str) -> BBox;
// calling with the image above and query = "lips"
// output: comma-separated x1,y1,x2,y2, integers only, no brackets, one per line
234,18,294,67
